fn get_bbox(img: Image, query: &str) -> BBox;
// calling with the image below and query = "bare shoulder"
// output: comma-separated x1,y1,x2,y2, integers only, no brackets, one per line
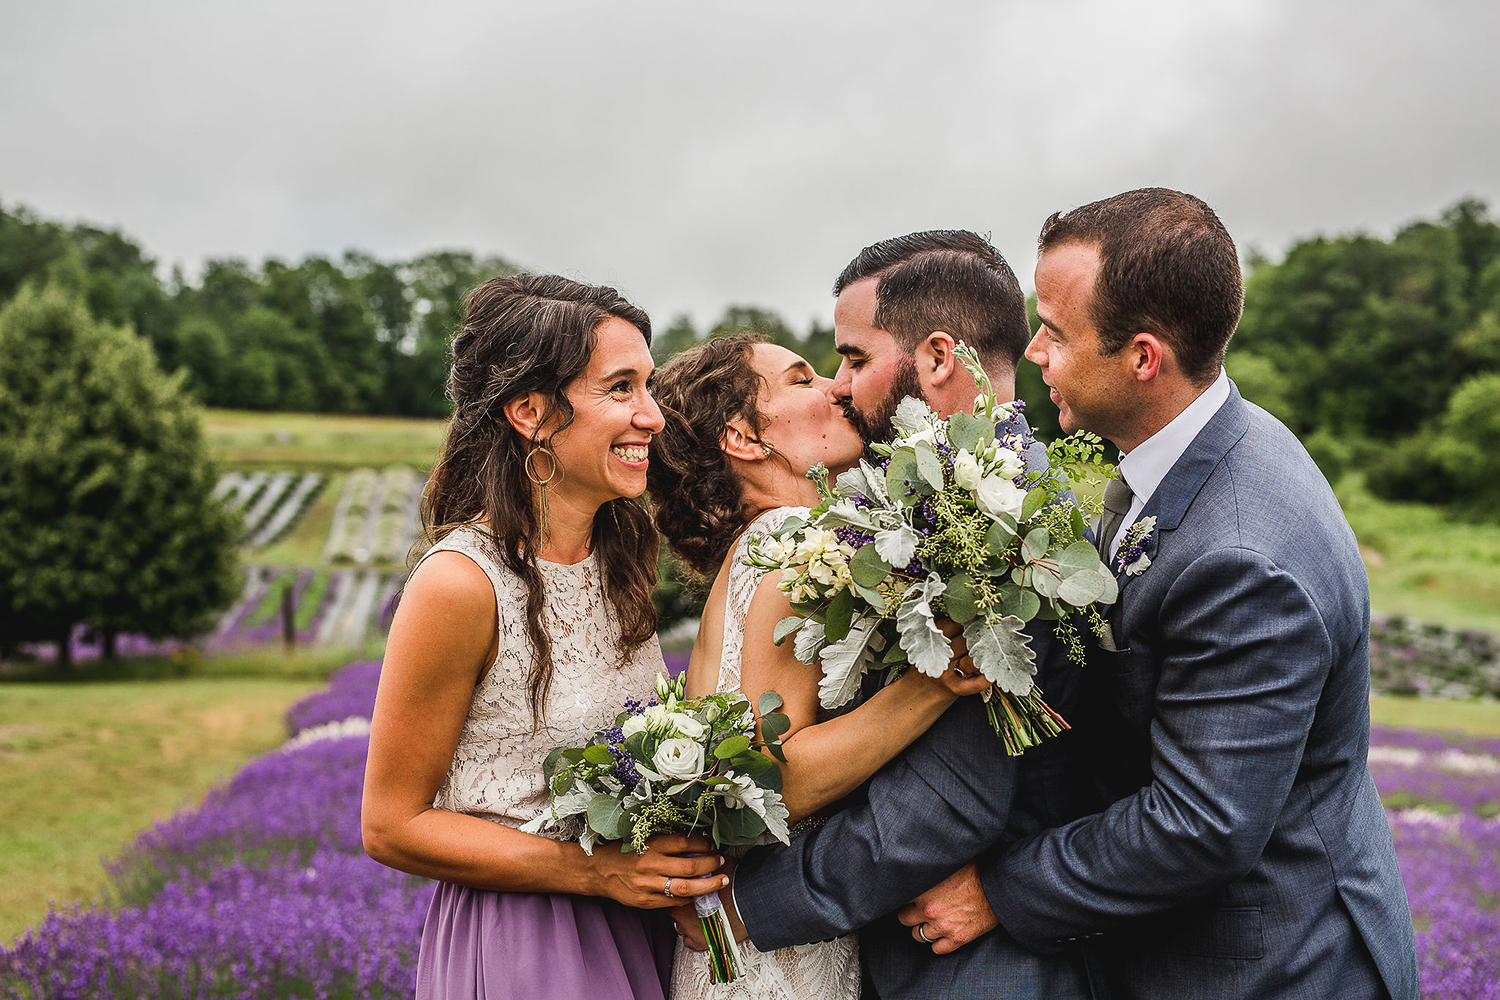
387,550,499,684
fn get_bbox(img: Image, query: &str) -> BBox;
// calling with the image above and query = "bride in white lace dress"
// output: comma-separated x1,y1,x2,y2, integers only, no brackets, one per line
648,334,989,1000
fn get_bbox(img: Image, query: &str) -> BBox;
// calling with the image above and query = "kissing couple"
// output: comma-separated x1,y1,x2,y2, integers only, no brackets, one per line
362,188,1419,1000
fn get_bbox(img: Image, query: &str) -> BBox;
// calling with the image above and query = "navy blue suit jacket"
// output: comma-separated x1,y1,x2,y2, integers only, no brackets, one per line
983,387,1419,1000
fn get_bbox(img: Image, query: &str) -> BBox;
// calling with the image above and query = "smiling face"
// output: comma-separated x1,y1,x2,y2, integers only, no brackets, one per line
750,342,864,477
830,276,927,446
1026,242,1135,440
545,316,665,509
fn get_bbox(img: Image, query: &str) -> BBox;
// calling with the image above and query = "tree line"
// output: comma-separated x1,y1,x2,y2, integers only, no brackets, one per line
4,195,1500,513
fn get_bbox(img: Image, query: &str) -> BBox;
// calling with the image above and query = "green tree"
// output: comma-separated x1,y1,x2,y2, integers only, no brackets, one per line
1438,372,1500,515
652,313,700,364
0,286,239,666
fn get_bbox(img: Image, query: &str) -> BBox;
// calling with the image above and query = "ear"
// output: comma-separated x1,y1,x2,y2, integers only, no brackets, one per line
503,391,551,442
719,415,766,462
1126,333,1166,382
915,331,960,389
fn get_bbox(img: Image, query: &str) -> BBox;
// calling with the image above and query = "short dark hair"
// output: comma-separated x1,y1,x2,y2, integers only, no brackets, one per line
1038,188,1243,384
833,230,1031,369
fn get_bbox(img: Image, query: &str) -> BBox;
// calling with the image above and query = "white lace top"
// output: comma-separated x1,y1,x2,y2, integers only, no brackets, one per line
671,507,861,1000
420,524,666,834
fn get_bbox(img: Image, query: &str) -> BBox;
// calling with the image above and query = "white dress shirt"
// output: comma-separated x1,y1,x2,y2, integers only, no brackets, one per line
1106,368,1231,562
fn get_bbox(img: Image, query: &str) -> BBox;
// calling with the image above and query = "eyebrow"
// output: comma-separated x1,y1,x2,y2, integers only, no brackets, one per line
784,360,814,377
835,343,865,357
1035,311,1063,337
601,366,649,382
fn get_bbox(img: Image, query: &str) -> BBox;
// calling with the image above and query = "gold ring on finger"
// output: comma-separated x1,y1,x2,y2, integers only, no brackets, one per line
664,877,675,898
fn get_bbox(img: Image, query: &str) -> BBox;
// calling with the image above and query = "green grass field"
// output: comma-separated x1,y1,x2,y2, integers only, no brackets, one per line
0,677,319,945
1339,480,1500,635
203,409,448,471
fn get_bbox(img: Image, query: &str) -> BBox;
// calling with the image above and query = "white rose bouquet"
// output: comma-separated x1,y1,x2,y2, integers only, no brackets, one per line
524,672,791,984
746,343,1119,756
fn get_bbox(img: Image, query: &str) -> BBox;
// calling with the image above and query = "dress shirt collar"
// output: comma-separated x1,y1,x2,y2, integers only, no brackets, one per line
1116,368,1230,507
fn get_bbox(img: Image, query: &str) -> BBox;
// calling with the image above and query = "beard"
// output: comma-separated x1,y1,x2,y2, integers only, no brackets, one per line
840,353,926,451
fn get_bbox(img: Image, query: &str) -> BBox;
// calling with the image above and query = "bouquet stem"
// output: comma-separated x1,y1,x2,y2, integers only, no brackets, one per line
986,688,1070,756
695,890,744,984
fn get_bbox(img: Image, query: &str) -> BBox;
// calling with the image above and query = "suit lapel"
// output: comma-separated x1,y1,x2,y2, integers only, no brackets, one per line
1112,386,1250,604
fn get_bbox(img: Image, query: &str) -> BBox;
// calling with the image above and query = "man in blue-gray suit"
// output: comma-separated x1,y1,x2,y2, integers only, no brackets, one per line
676,231,1101,998
899,189,1419,999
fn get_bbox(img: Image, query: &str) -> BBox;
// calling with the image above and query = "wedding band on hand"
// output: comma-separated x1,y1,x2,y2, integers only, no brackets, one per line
664,877,675,898
917,923,934,944
952,668,969,678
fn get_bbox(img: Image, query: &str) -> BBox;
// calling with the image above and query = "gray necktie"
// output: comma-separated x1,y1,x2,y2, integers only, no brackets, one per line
1096,475,1134,564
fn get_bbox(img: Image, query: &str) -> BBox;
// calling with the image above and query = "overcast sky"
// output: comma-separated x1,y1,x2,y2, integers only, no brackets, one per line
3,0,1496,331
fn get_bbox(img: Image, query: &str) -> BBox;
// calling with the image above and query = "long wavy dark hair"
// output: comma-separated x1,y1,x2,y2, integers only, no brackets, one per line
647,333,768,576
422,273,659,723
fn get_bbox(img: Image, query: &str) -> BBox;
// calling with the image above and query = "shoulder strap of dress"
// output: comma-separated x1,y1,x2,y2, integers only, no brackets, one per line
718,506,807,695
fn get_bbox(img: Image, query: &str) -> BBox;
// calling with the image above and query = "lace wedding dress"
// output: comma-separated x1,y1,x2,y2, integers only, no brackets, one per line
669,507,861,1000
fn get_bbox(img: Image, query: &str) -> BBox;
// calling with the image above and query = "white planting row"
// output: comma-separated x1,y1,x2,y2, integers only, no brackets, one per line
315,569,402,646
215,471,269,511
248,472,324,548
239,472,295,539
323,467,424,565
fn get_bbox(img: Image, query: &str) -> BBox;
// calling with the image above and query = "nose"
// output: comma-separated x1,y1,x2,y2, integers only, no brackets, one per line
637,389,666,434
1024,327,1047,368
831,359,853,402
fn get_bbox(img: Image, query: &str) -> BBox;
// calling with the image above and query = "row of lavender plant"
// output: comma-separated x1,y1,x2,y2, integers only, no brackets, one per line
0,662,429,999
1371,614,1500,700
4,659,1497,997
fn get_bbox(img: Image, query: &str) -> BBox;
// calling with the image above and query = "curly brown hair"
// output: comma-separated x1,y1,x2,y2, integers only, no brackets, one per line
422,273,659,723
647,333,768,576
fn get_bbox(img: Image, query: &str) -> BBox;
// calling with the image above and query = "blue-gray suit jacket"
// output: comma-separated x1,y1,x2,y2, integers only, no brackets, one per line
735,418,1099,1000
983,387,1419,999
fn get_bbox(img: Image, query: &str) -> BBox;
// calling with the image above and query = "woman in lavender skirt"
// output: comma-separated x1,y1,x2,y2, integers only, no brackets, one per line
362,274,727,1000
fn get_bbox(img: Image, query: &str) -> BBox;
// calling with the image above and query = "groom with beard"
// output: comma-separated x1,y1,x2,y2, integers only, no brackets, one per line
680,230,1103,999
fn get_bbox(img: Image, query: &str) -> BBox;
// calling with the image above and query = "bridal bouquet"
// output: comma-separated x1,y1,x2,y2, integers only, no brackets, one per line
745,343,1117,756
523,672,790,984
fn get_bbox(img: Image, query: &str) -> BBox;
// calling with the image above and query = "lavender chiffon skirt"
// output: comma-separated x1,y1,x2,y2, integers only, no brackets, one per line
416,882,676,1000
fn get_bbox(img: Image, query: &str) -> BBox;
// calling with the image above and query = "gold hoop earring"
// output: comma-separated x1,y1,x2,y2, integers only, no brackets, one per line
526,442,558,535
525,443,558,486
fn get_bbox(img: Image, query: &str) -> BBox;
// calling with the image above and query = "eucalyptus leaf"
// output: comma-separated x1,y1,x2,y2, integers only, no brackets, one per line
1032,564,1062,598
855,582,887,608
1021,527,1050,563
945,573,978,623
947,411,989,453
585,791,627,839
985,518,1017,557
963,614,1038,696
1098,570,1119,605
885,449,920,498
758,691,784,715
1001,586,1042,622
914,443,946,491
1021,488,1049,522
582,745,615,766
1057,570,1108,606
825,588,855,643
851,543,893,588
714,735,752,759
773,615,805,646
1057,538,1103,574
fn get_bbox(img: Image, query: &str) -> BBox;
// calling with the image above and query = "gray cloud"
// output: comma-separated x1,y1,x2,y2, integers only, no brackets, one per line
3,0,1496,330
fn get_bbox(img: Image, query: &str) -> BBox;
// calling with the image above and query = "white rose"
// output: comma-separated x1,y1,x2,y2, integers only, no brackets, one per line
653,738,706,780
976,474,1027,520
665,712,705,739
952,449,981,491
621,714,647,739
986,446,1025,480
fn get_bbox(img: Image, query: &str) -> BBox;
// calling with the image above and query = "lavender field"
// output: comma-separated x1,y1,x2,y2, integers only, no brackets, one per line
3,662,1497,998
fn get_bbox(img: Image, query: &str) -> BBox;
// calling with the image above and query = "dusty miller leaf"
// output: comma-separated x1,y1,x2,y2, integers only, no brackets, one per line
896,573,953,678
963,614,1037,696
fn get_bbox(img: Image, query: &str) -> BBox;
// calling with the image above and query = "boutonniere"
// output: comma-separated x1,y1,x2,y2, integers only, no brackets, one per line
1116,515,1157,577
